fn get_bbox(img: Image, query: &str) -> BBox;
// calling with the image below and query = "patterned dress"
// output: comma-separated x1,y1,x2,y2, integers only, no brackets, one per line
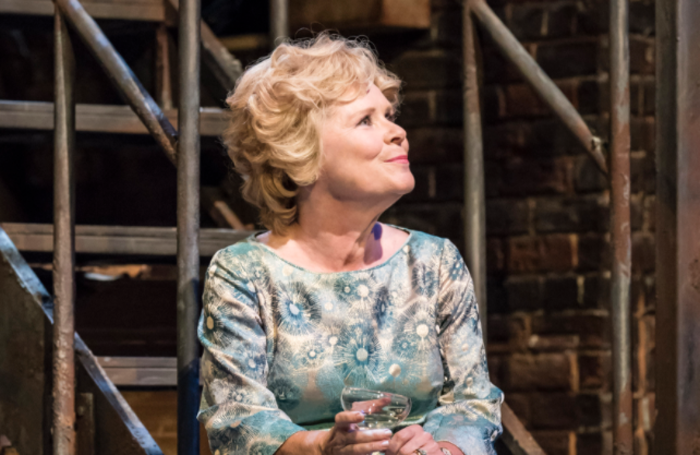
197,228,504,455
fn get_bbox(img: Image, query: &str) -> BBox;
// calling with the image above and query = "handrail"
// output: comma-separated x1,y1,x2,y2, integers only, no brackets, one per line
470,0,608,175
500,403,546,455
53,0,179,164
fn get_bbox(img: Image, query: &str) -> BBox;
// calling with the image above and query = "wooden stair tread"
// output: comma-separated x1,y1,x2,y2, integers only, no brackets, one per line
0,0,166,22
0,101,227,136
0,223,251,256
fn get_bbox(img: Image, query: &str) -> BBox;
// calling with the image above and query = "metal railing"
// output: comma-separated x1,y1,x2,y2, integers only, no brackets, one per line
461,0,632,453
50,0,205,452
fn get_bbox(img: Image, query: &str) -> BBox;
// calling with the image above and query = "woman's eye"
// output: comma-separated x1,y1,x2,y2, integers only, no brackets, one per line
386,112,398,122
359,115,371,126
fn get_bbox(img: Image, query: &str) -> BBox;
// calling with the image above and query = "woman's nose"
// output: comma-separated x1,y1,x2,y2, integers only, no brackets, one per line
386,123,407,146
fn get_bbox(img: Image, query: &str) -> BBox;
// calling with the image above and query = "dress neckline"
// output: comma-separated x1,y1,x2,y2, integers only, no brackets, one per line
248,224,413,276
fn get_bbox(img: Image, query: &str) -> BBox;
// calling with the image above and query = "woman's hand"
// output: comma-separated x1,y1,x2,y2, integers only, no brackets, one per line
385,425,441,455
319,411,393,455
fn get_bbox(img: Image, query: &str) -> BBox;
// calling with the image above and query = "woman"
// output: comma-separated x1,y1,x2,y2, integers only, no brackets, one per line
198,34,503,455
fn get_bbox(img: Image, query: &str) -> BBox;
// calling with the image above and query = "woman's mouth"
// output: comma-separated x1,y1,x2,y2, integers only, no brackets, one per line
386,155,409,164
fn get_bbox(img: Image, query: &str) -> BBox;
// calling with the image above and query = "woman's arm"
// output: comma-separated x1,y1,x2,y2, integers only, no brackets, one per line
421,240,504,455
199,249,306,455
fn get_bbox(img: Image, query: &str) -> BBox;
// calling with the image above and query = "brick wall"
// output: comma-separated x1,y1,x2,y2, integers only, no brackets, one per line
381,0,656,454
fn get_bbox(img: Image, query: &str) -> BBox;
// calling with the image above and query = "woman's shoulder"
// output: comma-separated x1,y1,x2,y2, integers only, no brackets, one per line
209,234,264,268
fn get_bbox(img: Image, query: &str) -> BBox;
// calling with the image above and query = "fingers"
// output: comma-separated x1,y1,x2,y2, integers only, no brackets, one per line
348,429,393,444
397,431,434,455
386,425,423,455
334,411,366,431
338,439,391,455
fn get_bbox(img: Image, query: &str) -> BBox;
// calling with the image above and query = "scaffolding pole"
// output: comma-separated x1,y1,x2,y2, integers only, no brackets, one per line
177,0,202,452
609,0,633,453
52,9,77,455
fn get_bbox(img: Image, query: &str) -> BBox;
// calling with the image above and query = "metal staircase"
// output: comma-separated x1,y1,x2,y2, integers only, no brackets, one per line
0,0,630,453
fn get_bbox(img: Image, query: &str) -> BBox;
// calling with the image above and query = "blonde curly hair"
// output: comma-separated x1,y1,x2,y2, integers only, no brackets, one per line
223,33,403,234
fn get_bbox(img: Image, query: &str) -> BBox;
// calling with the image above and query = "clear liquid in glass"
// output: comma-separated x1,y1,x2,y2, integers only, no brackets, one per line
340,387,411,430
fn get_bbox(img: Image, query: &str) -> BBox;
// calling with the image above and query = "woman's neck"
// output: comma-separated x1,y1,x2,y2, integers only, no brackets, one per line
262,193,396,273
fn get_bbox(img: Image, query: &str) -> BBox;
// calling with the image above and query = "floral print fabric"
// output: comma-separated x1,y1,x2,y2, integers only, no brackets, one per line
197,229,504,455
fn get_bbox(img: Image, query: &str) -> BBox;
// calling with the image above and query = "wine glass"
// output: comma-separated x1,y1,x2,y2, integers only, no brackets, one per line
340,386,412,430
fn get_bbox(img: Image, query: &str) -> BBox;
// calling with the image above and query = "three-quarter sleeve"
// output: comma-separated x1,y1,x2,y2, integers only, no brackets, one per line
197,250,305,455
422,240,504,455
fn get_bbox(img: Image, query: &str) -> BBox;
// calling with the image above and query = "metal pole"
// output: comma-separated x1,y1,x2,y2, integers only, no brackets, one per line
471,0,608,175
609,0,633,453
269,0,288,47
177,0,201,452
654,0,700,452
53,9,76,455
463,0,487,340
53,0,178,164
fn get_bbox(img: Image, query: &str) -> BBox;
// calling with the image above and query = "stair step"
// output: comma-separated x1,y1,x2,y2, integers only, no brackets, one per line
0,223,251,256
98,356,179,386
0,101,227,137
0,0,165,22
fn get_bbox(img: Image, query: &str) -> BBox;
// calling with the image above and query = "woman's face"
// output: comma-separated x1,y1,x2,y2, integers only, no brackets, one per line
316,83,414,206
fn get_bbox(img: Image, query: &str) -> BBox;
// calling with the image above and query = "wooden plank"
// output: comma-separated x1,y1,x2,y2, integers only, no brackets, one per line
500,402,547,455
289,0,430,30
0,101,227,137
0,223,251,256
0,0,165,21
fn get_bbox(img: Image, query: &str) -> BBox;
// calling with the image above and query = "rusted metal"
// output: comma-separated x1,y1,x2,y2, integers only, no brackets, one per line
269,0,288,47
462,0,487,340
654,0,700,452
609,0,633,453
500,403,546,455
470,0,608,175
155,24,173,110
53,10,77,455
53,0,179,164
177,0,202,452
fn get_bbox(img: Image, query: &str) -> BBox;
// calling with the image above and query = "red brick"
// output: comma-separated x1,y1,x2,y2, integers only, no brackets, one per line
632,233,655,273
631,116,655,152
645,195,655,232
505,393,532,429
507,234,575,273
534,195,609,233
390,49,462,89
527,334,580,352
487,238,505,273
577,431,612,455
577,234,610,272
583,273,611,310
579,352,611,391
530,392,578,429
631,151,656,192
405,127,462,164
504,353,576,391
630,37,655,75
499,157,573,195
543,275,580,310
487,198,530,235
531,430,575,455
532,312,610,348
399,91,433,127
381,203,462,244
574,154,608,192
503,81,578,118
505,275,543,311
536,39,599,78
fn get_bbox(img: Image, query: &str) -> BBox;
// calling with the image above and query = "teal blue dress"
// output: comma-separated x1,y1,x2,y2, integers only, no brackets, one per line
197,228,503,455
